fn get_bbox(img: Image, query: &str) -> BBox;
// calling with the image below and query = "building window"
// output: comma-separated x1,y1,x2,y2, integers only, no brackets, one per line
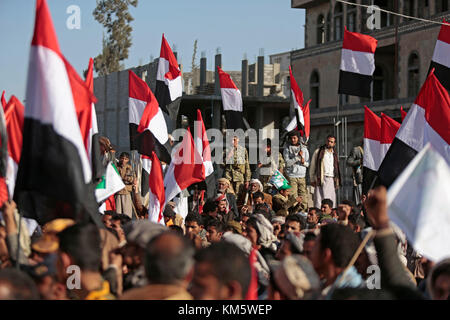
437,0,449,13
346,1,356,32
373,66,385,101
326,12,331,42
408,53,420,98
310,71,320,108
403,0,415,20
334,3,343,40
317,14,325,44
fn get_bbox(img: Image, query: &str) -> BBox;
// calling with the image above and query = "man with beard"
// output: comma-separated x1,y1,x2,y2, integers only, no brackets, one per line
309,135,341,208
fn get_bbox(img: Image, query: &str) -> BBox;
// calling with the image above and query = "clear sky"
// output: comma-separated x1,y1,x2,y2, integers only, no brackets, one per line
0,0,305,101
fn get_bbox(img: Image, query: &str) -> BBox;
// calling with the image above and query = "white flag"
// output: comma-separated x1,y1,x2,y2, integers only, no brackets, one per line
387,143,450,262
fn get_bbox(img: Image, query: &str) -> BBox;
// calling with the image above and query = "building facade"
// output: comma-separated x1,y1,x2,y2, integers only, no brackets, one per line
290,0,450,200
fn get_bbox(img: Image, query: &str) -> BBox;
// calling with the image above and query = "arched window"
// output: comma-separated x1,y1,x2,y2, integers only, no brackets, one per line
334,3,343,40
310,71,320,108
408,53,420,98
346,0,356,32
317,14,325,44
373,66,385,101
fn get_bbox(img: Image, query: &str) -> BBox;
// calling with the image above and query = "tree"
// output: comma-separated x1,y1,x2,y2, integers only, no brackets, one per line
93,0,138,76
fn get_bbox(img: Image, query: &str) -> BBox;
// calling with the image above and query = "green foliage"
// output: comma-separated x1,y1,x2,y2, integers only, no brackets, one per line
93,0,138,76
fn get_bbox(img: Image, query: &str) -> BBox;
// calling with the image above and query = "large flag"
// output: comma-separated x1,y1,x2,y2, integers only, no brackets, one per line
218,66,244,130
380,113,401,161
4,96,24,198
14,0,100,225
155,34,182,123
286,66,311,140
0,95,8,208
128,70,171,163
378,69,450,187
429,19,450,91
362,106,381,195
339,27,378,97
164,128,205,204
84,58,103,183
400,106,407,122
387,143,450,262
195,109,216,199
95,162,125,203
1,91,6,109
148,151,165,225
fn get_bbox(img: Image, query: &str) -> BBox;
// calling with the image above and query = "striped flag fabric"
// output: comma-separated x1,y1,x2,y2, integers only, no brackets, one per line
195,109,216,199
129,70,171,164
4,96,24,198
362,106,381,195
429,19,450,91
338,27,378,97
13,0,100,225
378,69,450,188
380,113,401,161
218,66,244,130
148,151,165,225
164,128,205,205
155,34,182,123
286,66,311,140
400,106,407,122
84,58,103,183
0,95,8,208
1,91,6,109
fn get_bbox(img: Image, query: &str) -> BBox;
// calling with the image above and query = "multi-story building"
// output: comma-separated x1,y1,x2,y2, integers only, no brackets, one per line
290,0,450,200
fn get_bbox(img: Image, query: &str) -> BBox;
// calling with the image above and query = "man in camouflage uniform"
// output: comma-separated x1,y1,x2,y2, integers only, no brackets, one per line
223,136,251,198
257,138,285,193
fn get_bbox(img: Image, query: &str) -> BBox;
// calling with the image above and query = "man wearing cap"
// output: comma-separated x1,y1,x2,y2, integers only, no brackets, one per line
283,131,309,212
238,179,272,212
272,185,303,217
223,136,251,199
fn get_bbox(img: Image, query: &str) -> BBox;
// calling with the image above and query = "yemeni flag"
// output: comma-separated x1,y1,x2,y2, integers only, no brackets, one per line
155,34,182,123
378,69,450,188
95,162,125,203
218,66,244,130
84,58,103,183
13,0,101,225
195,109,216,199
1,91,6,109
4,96,24,198
286,66,311,140
164,128,205,204
400,106,407,122
429,19,450,91
380,113,401,161
339,27,378,97
129,70,171,164
362,106,381,195
148,151,165,225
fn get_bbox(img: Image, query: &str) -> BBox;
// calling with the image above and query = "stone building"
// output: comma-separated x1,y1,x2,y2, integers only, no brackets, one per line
290,0,450,200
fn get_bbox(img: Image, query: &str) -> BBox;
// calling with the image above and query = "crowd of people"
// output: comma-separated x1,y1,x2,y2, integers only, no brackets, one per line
0,130,449,301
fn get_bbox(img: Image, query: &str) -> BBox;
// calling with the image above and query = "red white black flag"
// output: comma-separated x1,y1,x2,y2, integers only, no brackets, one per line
378,69,450,187
430,19,450,91
286,66,310,140
1,91,6,109
339,27,378,98
14,0,100,225
362,106,381,194
380,113,401,161
155,34,182,122
400,106,407,122
148,151,165,225
218,66,244,130
164,128,205,204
